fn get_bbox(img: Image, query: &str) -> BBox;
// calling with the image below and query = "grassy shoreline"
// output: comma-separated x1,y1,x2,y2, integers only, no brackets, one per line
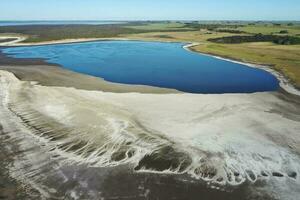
1,39,298,96
1,36,299,95
0,22,299,92
121,31,300,89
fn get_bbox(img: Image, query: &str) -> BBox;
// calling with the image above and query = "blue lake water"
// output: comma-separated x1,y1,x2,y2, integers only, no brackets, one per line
1,41,279,93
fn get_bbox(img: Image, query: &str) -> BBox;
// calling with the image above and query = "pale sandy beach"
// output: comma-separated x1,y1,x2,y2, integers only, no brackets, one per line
0,36,136,46
0,36,27,45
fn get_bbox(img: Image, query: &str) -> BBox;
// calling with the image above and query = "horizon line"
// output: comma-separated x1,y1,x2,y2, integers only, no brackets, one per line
1,19,300,22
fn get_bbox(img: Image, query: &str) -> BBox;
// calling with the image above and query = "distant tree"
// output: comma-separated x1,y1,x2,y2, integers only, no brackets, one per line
208,34,300,45
279,30,288,34
287,23,294,26
215,29,246,34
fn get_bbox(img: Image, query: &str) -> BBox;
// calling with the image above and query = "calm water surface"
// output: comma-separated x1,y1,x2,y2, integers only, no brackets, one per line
2,41,279,93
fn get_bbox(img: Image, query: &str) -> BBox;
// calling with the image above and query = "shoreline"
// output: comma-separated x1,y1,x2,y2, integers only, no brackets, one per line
0,36,27,45
183,43,300,96
0,37,144,47
1,36,299,96
0,64,179,94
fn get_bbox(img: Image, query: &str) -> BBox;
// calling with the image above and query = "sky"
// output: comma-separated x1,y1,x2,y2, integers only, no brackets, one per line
0,0,299,21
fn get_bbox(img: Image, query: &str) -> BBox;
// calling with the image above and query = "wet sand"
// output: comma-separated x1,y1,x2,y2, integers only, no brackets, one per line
0,112,259,200
0,68,300,199
0,51,178,93
0,126,265,200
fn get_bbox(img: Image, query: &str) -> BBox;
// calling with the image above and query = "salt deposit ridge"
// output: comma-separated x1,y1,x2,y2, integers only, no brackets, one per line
1,70,300,199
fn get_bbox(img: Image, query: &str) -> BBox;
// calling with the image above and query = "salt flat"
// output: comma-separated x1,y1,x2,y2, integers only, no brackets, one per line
1,69,299,199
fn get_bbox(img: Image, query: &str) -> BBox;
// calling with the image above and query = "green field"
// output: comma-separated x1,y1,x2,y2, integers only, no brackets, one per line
238,24,300,35
0,24,149,42
122,22,300,88
126,22,190,30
